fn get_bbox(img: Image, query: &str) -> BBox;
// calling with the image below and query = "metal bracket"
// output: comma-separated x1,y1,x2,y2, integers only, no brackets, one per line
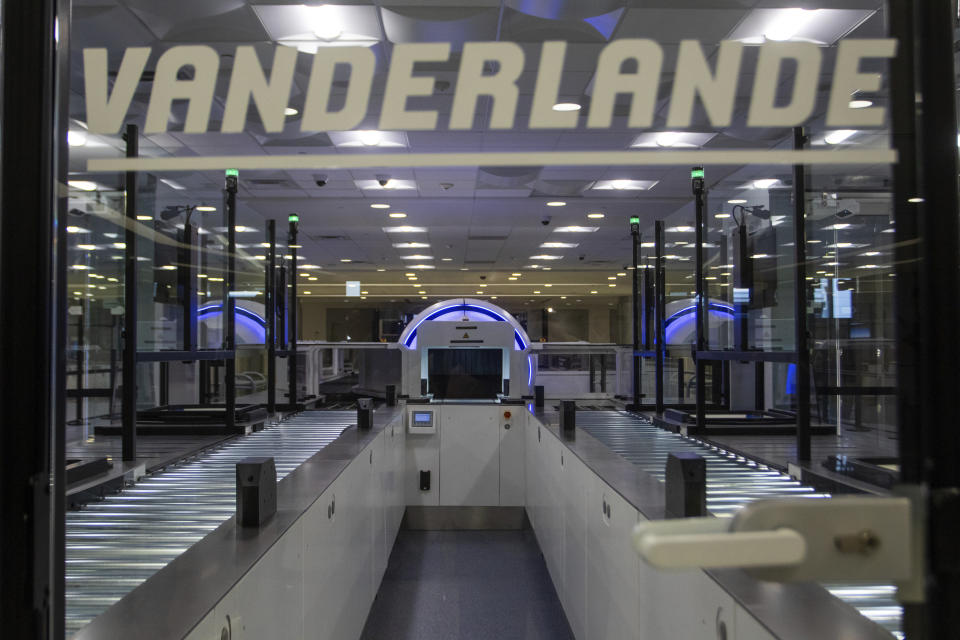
633,492,925,603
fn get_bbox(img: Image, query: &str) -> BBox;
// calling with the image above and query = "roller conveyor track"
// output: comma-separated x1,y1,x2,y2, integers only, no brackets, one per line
577,410,903,639
65,411,353,637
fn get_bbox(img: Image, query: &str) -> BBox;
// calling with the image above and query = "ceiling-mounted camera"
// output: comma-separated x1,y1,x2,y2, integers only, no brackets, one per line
314,174,327,187
376,174,391,187
541,216,552,226
480,275,487,280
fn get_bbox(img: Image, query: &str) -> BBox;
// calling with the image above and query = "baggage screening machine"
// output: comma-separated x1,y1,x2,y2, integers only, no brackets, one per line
398,299,534,517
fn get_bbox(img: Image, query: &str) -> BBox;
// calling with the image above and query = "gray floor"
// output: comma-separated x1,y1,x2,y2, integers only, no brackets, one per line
361,530,574,640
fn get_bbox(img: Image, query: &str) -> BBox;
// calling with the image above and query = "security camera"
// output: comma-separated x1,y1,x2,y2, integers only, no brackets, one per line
578,255,585,261
541,216,552,226
376,174,391,188
480,275,487,281
314,174,327,188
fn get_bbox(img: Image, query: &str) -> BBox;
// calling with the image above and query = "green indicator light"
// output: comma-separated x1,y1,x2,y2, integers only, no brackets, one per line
288,214,300,223
226,168,239,178
630,216,640,225
691,168,705,179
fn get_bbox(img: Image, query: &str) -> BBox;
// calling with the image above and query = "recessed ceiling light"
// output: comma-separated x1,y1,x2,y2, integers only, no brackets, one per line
357,130,383,146
307,4,342,40
196,205,217,212
533,290,541,294
159,265,177,270
441,257,452,261
68,131,87,147
529,255,562,260
479,284,487,288
808,239,822,244
371,203,390,209
825,129,857,145
377,268,386,272
861,251,880,257
552,103,581,112
608,276,616,280
511,273,521,276
460,267,469,271
608,284,616,287
383,226,427,233
541,242,578,249
76,244,97,250
393,242,429,249
136,215,152,221
655,131,684,147
389,212,407,218
69,180,98,191
751,254,771,259
667,226,695,233
410,264,434,269
66,226,89,234
547,201,566,207
908,197,924,204
764,8,817,41
284,107,298,116
728,199,747,204
340,258,352,262
508,277,518,281
715,213,731,219
554,226,598,233
849,100,873,109
825,223,851,230
752,179,780,189
400,255,433,260
640,242,654,248
590,290,598,294
587,212,605,219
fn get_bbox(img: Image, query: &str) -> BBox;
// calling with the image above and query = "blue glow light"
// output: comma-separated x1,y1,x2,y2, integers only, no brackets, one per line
664,303,735,344
403,304,527,351
197,304,267,343
527,354,535,387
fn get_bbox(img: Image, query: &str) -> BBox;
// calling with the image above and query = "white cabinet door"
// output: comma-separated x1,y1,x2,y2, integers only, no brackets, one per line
542,434,564,590
302,480,340,640
439,405,500,505
587,479,640,640
561,453,589,640
525,419,543,530
231,520,305,640
499,408,526,506
637,558,736,640
371,434,389,594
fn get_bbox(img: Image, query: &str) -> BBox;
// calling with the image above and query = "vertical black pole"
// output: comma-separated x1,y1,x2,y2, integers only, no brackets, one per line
181,219,196,352
76,308,84,423
655,220,665,414
224,171,238,431
692,167,706,431
793,127,811,462
122,124,138,462
0,0,63,635
266,220,277,414
630,217,641,410
914,1,960,635
288,215,299,409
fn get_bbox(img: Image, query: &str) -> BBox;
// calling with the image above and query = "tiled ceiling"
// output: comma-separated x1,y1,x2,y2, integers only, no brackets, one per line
67,0,891,298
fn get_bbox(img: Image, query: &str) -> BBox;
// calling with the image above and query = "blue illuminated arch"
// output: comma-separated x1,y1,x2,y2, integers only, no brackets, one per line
401,302,528,351
197,304,267,343
664,303,735,344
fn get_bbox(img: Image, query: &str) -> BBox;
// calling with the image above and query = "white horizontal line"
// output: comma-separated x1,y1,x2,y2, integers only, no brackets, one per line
87,149,897,173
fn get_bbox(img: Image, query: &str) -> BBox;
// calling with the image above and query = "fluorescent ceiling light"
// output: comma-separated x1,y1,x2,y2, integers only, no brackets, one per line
400,255,433,260
529,255,562,260
213,226,257,233
388,212,407,218
764,8,817,41
592,179,658,191
66,226,89,234
409,264,435,269
857,264,881,269
546,201,566,207
371,204,390,210
824,223,851,230
587,212,605,219
76,244,97,250
159,265,177,270
554,226,598,233
728,199,747,204
358,130,383,146
300,264,321,270
552,103,581,112
68,131,87,147
861,251,881,257
69,180,99,191
70,264,89,270
849,100,873,109
750,253,772,259
751,179,780,189
540,242,578,249
631,132,716,149
393,242,429,248
306,4,342,40
196,205,217,212
339,258,352,263
640,242,655,248
655,131,683,147
825,129,857,145
715,213,731,219
441,257,453,261
159,178,186,190
228,291,260,298
383,226,427,233
136,215,152,221
356,179,416,190
284,107,299,116
667,226,695,233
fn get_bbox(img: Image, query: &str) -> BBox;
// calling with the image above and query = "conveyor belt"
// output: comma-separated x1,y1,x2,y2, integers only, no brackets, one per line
65,411,353,636
578,410,903,639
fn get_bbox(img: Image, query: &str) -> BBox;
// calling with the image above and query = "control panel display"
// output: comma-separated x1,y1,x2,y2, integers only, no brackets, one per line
408,409,436,434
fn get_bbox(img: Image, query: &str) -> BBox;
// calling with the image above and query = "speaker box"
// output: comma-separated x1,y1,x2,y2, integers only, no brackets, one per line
236,457,277,527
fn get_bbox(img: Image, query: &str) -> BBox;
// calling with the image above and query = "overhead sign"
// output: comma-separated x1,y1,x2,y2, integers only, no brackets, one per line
346,281,361,297
81,39,898,172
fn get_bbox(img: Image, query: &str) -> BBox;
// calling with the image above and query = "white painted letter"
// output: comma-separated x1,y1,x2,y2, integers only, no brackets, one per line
222,45,298,133
145,45,220,134
379,43,451,131
667,40,743,128
84,47,150,134
301,47,376,133
588,39,663,129
529,42,578,129
826,39,897,128
450,42,524,130
747,42,821,128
